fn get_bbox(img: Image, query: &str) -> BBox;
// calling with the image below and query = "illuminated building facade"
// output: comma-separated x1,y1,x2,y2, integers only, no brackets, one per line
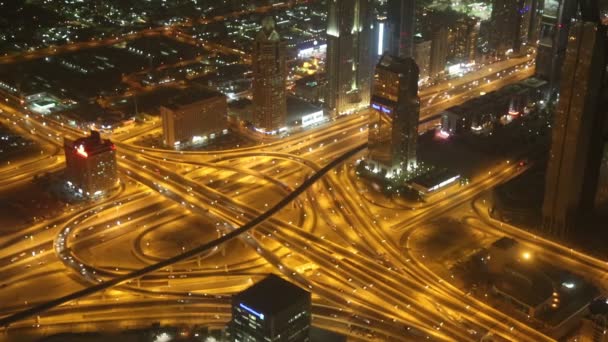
429,26,448,78
325,0,373,116
230,274,311,342
252,16,287,133
368,54,420,177
386,0,416,58
535,0,578,87
161,87,227,147
490,0,533,56
64,130,117,197
542,21,607,236
413,37,431,79
448,16,479,63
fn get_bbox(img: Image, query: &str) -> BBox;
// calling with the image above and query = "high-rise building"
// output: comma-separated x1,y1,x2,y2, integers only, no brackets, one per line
515,0,533,54
447,15,479,63
535,0,578,88
252,16,287,133
490,0,532,56
542,21,607,236
429,26,448,78
64,130,117,197
230,274,311,342
160,87,227,146
368,54,420,177
387,0,416,58
413,37,431,79
325,0,373,116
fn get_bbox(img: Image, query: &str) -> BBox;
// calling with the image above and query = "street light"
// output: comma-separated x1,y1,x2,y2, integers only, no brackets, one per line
522,252,532,261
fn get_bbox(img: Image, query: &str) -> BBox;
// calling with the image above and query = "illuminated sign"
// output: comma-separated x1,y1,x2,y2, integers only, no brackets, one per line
371,103,392,114
239,303,264,320
75,144,88,158
302,111,324,127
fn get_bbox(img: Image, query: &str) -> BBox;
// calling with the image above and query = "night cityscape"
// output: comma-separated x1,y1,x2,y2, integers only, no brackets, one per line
1,0,608,341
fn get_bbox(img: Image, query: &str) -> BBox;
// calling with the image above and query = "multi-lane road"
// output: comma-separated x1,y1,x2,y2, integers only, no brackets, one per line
0,54,601,342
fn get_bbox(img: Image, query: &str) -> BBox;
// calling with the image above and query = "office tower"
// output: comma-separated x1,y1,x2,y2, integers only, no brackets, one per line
325,0,373,116
542,21,607,236
429,26,448,78
514,0,533,54
64,130,117,197
387,0,416,58
230,274,311,342
252,16,287,133
160,87,227,146
368,54,420,177
490,0,532,56
535,0,578,88
413,37,431,79
489,0,515,56
448,16,479,63
527,0,543,45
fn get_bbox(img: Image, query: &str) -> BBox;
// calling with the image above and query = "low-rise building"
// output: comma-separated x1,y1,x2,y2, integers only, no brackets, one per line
160,87,227,146
440,78,549,136
294,74,327,104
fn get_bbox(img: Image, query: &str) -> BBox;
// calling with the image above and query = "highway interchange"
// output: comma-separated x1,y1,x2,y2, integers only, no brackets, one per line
0,46,605,342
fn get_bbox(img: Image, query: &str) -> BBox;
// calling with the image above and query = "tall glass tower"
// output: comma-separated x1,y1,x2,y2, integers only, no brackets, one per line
368,54,420,177
387,0,416,58
542,20,607,236
252,17,287,133
325,0,374,116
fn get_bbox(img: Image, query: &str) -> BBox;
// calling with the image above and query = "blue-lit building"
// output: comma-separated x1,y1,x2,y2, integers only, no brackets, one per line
368,54,420,177
230,274,311,342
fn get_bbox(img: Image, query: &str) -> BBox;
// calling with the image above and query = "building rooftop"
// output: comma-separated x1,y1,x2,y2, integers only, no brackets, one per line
589,298,608,315
491,237,519,250
228,98,252,110
294,74,326,88
66,130,115,157
287,96,322,121
520,77,548,89
376,54,418,75
493,263,554,308
234,274,310,316
162,87,225,110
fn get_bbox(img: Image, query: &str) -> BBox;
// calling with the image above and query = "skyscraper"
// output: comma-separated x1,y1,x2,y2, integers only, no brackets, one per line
514,0,533,54
535,0,578,89
387,0,416,58
448,15,480,63
252,16,287,133
368,54,420,177
429,25,448,78
64,130,118,197
490,0,533,56
230,274,311,342
325,0,373,116
542,20,607,236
